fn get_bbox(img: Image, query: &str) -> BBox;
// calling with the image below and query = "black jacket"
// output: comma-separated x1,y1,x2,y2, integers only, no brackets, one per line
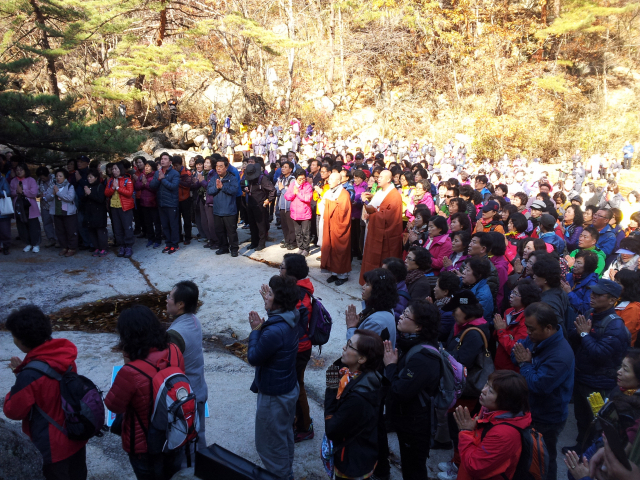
385,336,441,419
445,321,491,371
243,174,276,207
406,275,432,300
324,370,382,478
81,182,107,228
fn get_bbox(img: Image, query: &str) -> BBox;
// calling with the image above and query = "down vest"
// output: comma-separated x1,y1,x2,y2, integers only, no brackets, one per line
104,344,185,454
248,309,300,396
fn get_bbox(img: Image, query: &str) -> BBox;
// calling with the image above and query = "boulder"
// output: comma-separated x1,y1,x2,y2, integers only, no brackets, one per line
181,124,192,133
185,128,207,145
124,150,155,163
320,96,335,112
0,418,45,480
140,132,172,154
194,134,207,147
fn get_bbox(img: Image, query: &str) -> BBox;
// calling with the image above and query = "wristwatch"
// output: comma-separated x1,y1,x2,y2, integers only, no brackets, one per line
580,332,589,338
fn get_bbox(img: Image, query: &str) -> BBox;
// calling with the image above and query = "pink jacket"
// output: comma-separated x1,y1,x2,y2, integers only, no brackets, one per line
284,181,312,221
406,193,435,221
10,176,40,219
424,233,452,275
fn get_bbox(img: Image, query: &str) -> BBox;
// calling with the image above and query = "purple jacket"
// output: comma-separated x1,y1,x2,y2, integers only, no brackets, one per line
284,181,313,221
10,176,40,219
133,172,158,208
352,182,368,220
394,281,410,322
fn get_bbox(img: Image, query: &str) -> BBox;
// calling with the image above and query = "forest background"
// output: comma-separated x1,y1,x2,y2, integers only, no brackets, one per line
1,0,640,163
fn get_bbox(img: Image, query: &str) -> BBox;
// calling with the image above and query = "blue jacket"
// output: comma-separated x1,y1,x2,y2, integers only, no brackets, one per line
469,279,494,323
513,329,575,423
624,144,635,158
207,171,238,217
228,164,242,197
0,174,11,219
567,307,631,389
438,308,455,343
540,231,566,255
248,309,300,396
149,166,180,207
394,281,410,323
596,225,617,256
566,272,598,315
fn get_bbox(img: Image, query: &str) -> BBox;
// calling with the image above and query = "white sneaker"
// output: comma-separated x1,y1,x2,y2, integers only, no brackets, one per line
437,472,458,480
438,462,456,473
32,245,40,253
23,245,32,252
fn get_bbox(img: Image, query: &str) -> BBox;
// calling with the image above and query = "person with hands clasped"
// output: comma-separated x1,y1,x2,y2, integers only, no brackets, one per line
208,157,239,256
511,302,575,480
104,162,135,258
383,301,442,480
324,330,384,480
44,168,79,257
565,279,631,456
247,275,300,480
444,371,532,480
150,152,181,254
493,278,541,372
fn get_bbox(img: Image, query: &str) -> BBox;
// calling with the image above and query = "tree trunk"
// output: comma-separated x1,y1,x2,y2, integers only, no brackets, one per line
553,0,560,17
327,0,335,94
134,74,145,119
29,0,59,97
157,4,167,46
339,5,346,95
284,0,295,115
540,0,548,26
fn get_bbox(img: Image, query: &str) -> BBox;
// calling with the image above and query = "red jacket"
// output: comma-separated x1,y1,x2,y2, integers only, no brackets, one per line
105,175,135,211
425,233,453,275
458,408,532,480
3,339,87,464
296,278,314,352
176,166,192,202
133,172,158,208
104,344,185,454
493,308,528,372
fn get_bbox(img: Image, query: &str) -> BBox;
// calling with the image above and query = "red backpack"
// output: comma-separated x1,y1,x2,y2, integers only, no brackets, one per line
126,344,199,464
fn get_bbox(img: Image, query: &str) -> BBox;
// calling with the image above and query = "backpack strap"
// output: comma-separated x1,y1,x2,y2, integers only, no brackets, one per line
22,360,67,435
398,290,412,302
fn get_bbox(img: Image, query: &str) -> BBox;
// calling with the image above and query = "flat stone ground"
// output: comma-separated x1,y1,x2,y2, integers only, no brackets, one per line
0,217,577,479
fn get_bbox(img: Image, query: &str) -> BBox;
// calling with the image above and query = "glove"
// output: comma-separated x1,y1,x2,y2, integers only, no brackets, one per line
326,365,340,389
588,392,606,416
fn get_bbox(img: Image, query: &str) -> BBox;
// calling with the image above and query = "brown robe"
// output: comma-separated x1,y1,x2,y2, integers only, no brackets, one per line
320,187,352,274
359,187,404,285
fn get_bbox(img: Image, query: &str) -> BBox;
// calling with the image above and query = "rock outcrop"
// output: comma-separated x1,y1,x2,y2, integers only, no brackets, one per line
0,418,45,480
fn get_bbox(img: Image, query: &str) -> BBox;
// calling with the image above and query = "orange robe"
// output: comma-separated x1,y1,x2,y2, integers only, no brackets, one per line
321,188,352,274
359,188,404,285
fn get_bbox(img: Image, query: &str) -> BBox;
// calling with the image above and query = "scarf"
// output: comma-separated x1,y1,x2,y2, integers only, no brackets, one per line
621,388,640,396
406,269,427,285
453,317,485,337
436,296,451,308
337,367,361,399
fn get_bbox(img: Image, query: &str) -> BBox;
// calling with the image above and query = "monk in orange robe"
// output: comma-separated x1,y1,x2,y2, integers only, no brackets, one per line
359,170,403,285
321,172,352,286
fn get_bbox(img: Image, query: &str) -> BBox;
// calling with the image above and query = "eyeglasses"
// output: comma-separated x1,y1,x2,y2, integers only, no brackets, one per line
279,264,286,270
400,311,415,322
593,214,608,219
166,294,174,301
510,291,521,298
346,339,360,353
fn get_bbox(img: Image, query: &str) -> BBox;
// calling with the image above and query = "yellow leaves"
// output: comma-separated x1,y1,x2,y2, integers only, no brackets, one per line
534,75,570,94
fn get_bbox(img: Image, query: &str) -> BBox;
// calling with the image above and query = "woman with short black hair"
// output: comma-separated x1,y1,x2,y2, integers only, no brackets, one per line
10,162,41,251
383,301,442,478
247,275,301,479
532,255,570,331
404,246,433,300
427,216,452,275
44,169,78,257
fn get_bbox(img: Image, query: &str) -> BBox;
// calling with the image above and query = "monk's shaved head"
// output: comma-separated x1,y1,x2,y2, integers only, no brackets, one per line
378,170,392,187
328,172,341,188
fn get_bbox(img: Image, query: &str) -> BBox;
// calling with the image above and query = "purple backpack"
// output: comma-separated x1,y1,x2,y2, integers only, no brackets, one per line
25,360,106,441
301,287,333,347
402,344,467,410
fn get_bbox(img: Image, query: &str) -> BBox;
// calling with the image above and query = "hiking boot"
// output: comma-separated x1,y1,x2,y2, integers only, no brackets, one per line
248,244,259,249
153,242,162,249
286,244,296,250
98,250,108,257
162,246,171,253
335,278,348,286
280,242,288,248
327,275,338,283
65,249,76,257
216,248,230,255
124,247,132,258
256,245,265,251
231,251,238,257
146,240,154,248
184,239,191,245
117,247,125,257
58,248,68,256
92,249,100,257
294,423,314,443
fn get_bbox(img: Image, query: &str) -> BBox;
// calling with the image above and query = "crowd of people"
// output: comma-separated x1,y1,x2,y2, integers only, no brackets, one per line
3,130,640,480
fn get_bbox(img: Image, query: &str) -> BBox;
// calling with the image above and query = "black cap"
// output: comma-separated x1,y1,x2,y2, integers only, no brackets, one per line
441,289,479,312
244,164,261,181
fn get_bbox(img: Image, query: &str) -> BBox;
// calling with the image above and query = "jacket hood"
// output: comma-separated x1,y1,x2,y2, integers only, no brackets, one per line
477,407,532,429
268,309,300,328
19,338,78,375
297,278,315,295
